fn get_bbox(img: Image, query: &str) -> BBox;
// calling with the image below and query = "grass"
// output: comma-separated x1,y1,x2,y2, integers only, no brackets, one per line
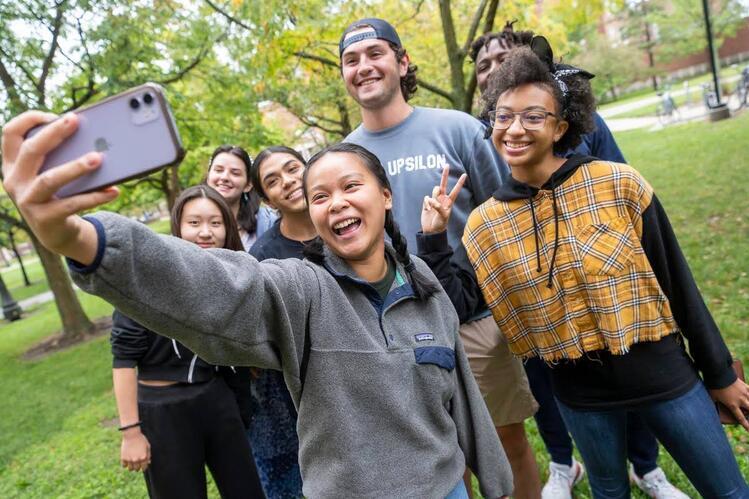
1,116,749,496
1,257,50,303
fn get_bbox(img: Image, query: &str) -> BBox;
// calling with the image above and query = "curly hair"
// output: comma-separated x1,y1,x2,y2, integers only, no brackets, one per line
481,46,595,155
391,43,418,101
469,20,534,63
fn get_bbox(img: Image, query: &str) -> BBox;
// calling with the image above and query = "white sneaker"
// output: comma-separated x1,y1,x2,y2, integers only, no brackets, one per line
630,466,689,499
542,459,586,499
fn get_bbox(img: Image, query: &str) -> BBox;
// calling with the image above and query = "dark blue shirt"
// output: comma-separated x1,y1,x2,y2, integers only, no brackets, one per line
565,112,626,162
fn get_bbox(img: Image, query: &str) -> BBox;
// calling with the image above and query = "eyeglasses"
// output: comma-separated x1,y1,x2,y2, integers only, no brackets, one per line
488,109,558,130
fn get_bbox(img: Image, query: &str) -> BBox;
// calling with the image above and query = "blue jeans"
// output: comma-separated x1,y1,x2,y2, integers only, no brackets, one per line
445,480,469,499
557,382,749,498
524,357,659,476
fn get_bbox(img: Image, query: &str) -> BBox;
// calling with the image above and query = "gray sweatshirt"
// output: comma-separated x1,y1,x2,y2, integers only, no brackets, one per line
346,107,509,282
71,213,513,498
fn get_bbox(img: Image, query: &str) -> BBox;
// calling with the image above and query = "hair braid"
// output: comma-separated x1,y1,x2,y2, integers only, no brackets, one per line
384,211,439,301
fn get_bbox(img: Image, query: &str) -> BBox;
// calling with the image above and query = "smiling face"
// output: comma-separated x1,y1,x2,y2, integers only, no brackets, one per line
257,152,306,215
491,83,568,171
206,152,252,206
340,30,408,110
475,38,514,93
305,152,392,265
179,197,227,249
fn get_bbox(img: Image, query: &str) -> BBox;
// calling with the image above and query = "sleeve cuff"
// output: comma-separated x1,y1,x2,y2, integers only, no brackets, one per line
415,230,450,254
704,361,739,390
66,216,106,274
112,358,138,369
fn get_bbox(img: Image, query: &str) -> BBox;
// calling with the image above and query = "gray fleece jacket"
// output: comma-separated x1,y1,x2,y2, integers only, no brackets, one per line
70,213,512,498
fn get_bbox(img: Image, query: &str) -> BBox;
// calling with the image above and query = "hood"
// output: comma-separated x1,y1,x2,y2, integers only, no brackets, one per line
492,154,597,201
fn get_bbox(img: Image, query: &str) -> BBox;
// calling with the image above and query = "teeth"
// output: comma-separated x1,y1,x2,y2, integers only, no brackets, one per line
333,218,359,230
506,142,530,148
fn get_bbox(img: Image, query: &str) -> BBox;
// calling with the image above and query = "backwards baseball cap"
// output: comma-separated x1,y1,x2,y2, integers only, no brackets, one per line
339,18,402,57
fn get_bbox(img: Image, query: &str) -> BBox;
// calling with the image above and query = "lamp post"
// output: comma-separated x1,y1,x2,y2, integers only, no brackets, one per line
702,0,730,119
0,274,21,322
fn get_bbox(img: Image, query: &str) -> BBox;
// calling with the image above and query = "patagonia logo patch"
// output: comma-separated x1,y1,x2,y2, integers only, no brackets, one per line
414,333,434,342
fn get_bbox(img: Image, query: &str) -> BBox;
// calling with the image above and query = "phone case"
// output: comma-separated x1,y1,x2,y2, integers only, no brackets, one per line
33,83,185,198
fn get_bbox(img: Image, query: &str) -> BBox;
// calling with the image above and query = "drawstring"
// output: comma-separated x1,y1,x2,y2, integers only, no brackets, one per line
171,339,182,359
547,188,560,288
529,196,542,272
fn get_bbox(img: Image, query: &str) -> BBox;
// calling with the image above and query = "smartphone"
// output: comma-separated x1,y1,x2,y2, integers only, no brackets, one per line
30,83,184,198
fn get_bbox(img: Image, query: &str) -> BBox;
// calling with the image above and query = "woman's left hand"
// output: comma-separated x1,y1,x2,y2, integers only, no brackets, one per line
711,378,749,431
420,165,466,235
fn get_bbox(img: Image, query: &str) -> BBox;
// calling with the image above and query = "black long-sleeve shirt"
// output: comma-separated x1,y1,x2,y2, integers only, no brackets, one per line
111,310,252,425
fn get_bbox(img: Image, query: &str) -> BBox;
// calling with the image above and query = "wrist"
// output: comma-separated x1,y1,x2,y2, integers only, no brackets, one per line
118,420,142,432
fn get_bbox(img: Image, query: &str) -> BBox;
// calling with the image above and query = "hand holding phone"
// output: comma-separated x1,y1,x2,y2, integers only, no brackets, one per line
30,83,184,197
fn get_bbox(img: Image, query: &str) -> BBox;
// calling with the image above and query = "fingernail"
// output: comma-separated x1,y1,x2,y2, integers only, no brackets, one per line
86,152,101,166
63,113,75,126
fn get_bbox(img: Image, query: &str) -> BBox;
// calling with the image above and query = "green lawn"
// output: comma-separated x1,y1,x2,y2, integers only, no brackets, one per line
1,257,50,303
1,115,749,497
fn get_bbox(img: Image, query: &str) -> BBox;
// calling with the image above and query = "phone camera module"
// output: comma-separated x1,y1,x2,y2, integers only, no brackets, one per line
129,98,140,110
143,93,154,105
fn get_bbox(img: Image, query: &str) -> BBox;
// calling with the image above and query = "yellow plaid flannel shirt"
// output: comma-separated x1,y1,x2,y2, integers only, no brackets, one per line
463,160,678,361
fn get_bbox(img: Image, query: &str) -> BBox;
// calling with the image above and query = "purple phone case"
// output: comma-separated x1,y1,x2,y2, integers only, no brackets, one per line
34,83,184,198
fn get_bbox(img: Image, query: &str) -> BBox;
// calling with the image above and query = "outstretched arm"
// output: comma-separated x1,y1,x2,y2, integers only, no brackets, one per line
1,112,116,263
3,111,316,398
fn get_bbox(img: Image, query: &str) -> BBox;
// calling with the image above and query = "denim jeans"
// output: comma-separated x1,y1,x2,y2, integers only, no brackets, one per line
557,381,749,499
524,357,659,476
445,480,469,499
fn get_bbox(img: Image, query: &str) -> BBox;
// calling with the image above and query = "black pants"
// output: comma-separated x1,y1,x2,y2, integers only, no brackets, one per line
524,357,659,476
139,377,265,499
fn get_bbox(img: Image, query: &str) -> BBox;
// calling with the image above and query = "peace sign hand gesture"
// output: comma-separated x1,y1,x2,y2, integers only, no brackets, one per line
421,165,467,235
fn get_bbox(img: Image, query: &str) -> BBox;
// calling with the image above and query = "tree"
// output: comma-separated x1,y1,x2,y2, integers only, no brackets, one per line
646,0,747,63
572,31,647,101
0,0,229,339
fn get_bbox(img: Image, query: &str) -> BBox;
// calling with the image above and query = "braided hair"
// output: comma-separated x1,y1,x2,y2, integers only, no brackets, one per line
302,143,439,301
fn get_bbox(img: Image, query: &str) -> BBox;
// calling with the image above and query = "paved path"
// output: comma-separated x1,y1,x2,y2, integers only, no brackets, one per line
18,290,55,309
600,74,742,119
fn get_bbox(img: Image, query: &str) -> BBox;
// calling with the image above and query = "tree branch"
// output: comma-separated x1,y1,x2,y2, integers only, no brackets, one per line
416,77,454,104
482,0,499,33
462,0,489,56
294,51,339,69
296,114,344,136
0,58,25,113
38,0,66,105
0,46,38,93
204,0,254,31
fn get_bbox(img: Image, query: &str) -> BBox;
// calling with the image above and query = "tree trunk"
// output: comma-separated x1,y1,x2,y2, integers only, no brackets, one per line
8,229,30,286
161,165,183,213
30,233,95,339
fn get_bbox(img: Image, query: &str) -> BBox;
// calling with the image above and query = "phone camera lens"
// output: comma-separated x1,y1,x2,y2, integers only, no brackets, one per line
129,98,140,110
143,93,154,105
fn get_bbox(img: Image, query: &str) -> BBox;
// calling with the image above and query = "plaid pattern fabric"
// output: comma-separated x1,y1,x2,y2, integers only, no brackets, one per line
463,161,678,361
